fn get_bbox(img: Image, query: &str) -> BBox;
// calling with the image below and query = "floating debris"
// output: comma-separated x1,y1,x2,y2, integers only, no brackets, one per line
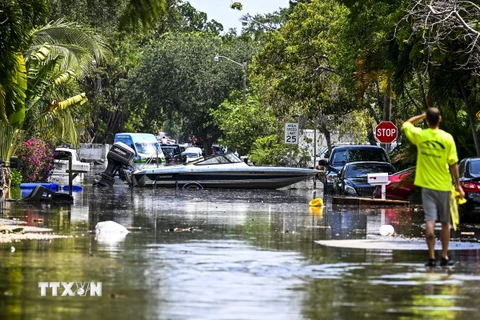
95,221,129,235
0,218,26,225
379,225,395,236
1,226,53,233
0,233,71,243
166,227,196,232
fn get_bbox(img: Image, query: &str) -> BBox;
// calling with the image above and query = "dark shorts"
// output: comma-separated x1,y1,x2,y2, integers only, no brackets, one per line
421,188,451,223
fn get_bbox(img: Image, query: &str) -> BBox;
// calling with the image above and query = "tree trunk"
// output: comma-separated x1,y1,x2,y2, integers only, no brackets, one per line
458,82,480,156
383,94,391,121
317,113,331,153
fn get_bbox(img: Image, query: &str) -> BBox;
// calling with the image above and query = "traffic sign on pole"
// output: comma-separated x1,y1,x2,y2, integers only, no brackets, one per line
375,121,398,144
284,122,299,145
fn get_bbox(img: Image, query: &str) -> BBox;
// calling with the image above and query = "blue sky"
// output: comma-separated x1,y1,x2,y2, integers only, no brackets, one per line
187,0,291,32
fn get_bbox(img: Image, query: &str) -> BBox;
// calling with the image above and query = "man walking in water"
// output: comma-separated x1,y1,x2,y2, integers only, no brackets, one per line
402,108,464,267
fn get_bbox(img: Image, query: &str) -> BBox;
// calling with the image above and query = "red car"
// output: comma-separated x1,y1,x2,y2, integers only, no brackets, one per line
374,167,416,200
458,157,480,216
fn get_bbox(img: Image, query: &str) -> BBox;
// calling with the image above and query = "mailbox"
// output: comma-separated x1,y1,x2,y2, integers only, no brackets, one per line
367,172,389,185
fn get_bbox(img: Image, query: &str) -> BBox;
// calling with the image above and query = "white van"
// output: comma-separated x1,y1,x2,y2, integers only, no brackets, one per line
183,147,203,163
113,133,165,163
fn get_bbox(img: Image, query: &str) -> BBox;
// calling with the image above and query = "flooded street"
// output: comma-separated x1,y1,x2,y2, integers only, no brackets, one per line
2,176,480,319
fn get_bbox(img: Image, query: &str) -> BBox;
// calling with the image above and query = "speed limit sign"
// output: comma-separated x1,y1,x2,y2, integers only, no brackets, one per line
284,122,299,145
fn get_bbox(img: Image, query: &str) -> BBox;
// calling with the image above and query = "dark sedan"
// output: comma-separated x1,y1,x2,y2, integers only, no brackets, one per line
459,157,480,217
333,161,396,197
318,145,390,194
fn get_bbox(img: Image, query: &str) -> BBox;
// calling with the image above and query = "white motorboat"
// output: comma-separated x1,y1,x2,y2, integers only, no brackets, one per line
51,147,90,182
122,153,319,189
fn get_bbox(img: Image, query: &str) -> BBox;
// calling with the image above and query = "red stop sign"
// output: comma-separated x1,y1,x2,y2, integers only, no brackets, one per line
375,121,398,144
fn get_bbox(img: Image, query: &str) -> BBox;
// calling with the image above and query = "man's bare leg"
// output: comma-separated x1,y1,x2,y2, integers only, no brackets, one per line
425,220,436,260
440,222,450,260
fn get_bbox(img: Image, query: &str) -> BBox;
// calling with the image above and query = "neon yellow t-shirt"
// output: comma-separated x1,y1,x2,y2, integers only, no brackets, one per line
402,121,458,191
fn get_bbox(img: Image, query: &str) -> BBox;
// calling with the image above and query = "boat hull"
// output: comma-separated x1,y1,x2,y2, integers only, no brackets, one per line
130,167,318,189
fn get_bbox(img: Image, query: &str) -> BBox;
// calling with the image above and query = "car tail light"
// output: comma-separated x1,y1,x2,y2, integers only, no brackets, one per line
460,181,480,192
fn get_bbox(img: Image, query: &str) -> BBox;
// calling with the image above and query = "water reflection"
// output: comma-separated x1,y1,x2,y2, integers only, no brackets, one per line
1,184,480,319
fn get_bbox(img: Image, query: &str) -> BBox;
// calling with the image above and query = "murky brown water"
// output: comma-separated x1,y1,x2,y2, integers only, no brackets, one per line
2,175,480,319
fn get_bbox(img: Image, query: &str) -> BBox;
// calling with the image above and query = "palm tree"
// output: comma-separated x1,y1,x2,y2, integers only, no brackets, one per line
0,19,113,165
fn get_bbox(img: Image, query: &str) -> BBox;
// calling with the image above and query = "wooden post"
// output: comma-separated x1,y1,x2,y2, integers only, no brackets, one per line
68,156,73,197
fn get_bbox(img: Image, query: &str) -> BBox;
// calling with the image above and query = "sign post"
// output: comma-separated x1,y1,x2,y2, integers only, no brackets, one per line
285,122,299,166
374,121,398,144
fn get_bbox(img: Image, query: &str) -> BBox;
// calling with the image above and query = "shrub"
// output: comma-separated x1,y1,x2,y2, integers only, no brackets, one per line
249,135,292,166
10,169,22,186
16,138,55,182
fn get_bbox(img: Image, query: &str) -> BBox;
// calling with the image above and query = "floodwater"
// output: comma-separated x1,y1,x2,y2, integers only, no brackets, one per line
2,175,480,320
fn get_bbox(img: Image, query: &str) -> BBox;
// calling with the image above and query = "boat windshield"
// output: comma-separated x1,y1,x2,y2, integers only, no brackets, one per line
193,153,243,165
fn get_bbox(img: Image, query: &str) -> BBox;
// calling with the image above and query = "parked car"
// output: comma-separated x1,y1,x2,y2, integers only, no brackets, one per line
318,145,391,194
333,161,396,197
308,146,334,169
160,144,186,164
183,147,203,163
458,157,480,217
374,159,480,210
374,167,416,200
114,133,165,163
212,145,226,155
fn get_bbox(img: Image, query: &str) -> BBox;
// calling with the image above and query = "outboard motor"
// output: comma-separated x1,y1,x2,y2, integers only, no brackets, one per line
94,142,135,187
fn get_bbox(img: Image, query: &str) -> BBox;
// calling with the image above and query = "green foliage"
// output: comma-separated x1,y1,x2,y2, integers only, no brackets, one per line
249,135,291,166
251,0,351,123
250,134,310,167
249,134,310,167
16,137,55,182
211,89,277,156
123,32,260,151
10,169,22,187
0,0,49,124
119,0,167,31
50,0,167,32
230,2,243,11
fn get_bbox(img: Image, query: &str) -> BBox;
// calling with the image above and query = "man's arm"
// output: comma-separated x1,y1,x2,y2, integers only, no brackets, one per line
449,163,465,198
405,113,426,125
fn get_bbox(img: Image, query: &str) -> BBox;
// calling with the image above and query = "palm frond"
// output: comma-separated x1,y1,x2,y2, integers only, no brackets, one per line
28,19,113,73
119,0,166,31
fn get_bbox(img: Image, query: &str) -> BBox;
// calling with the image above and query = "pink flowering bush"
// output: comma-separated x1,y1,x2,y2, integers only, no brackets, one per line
16,138,55,182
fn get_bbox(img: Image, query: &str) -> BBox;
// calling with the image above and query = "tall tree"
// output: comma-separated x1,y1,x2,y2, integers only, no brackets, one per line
0,16,113,161
0,0,49,126
251,0,368,152
123,32,260,153
395,0,480,156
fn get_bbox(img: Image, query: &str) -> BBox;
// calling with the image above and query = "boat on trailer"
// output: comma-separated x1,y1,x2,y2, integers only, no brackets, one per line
123,153,319,189
94,142,319,189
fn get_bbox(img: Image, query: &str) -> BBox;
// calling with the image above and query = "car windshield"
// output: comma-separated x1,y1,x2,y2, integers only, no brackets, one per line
332,149,388,165
135,142,159,155
161,147,176,155
185,153,200,157
345,163,395,178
